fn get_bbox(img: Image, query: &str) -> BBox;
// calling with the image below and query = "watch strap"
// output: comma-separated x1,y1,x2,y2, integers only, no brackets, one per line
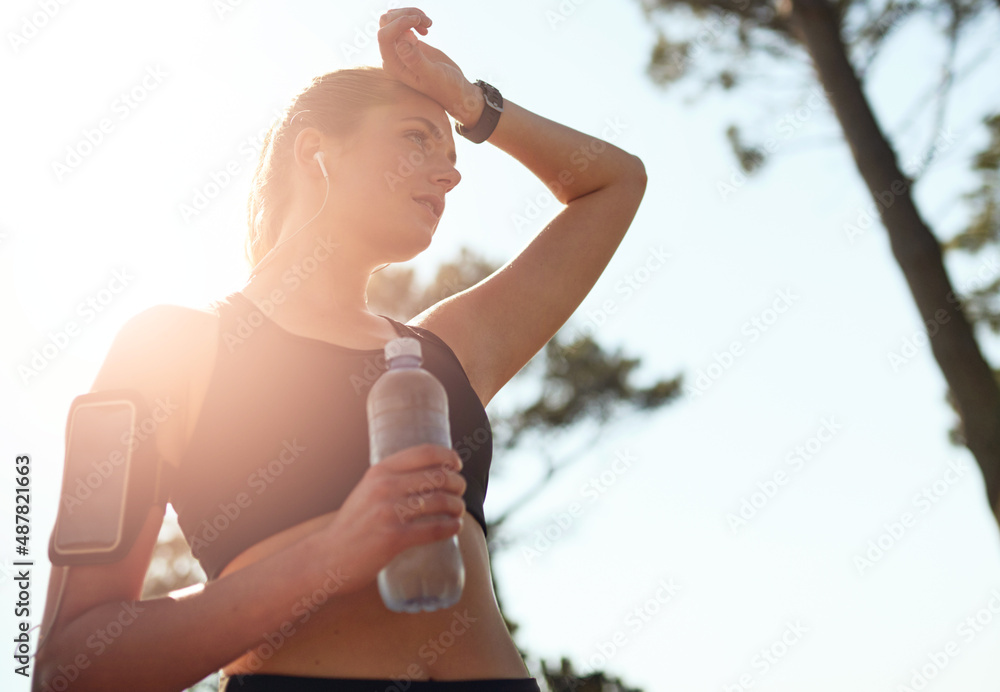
455,80,503,144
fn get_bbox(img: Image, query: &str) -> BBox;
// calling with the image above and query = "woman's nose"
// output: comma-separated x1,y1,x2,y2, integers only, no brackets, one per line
436,164,461,193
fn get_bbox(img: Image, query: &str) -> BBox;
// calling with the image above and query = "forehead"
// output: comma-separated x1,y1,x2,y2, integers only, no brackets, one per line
372,92,457,164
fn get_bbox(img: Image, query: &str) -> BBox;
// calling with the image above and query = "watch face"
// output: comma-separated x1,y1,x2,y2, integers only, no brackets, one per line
478,81,503,111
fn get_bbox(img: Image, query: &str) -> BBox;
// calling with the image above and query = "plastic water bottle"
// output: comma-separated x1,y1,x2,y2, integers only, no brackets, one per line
366,336,465,612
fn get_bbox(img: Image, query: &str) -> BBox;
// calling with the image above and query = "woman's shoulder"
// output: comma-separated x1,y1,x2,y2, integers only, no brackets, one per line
121,301,220,330
114,303,219,358
92,302,222,470
95,302,219,395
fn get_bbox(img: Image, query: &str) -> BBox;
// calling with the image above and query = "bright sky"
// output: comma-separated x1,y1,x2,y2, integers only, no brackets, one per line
3,1,1000,690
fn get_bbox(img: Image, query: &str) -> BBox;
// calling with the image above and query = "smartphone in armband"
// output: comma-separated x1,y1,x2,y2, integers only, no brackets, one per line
48,389,169,566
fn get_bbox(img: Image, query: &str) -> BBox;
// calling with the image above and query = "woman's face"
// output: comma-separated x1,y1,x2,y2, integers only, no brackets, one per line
321,88,462,265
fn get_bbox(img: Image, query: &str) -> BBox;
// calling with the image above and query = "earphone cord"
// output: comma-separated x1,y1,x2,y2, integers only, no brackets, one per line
244,172,391,282
245,168,332,286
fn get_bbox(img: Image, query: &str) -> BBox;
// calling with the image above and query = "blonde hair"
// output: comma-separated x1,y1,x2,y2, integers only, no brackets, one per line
245,67,416,269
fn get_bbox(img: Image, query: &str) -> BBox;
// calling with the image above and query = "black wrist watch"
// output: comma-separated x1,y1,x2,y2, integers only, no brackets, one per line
455,80,503,144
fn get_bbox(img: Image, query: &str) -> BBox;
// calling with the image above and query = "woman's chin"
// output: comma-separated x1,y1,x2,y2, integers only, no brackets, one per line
406,227,437,254
381,240,432,267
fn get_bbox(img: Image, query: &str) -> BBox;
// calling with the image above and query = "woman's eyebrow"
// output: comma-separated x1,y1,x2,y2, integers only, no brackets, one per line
400,116,457,165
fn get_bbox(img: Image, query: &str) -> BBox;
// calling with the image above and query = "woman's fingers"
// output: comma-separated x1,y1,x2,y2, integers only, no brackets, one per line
379,8,431,34
382,466,468,513
377,10,429,47
408,469,467,501
377,14,424,76
368,469,465,532
377,10,436,73
399,492,467,523
368,444,467,522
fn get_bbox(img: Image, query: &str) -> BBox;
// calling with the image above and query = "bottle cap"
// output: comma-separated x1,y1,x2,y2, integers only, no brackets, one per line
385,337,422,363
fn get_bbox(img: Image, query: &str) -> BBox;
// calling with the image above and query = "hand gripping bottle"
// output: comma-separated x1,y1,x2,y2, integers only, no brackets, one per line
366,336,465,612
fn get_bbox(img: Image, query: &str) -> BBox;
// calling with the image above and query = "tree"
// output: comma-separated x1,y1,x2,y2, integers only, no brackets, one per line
943,112,1000,444
145,248,683,691
639,0,1000,520
943,112,1000,336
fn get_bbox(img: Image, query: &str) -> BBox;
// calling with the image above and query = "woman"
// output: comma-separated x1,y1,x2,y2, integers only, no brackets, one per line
33,7,646,692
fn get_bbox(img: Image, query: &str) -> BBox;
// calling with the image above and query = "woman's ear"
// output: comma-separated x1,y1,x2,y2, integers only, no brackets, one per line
293,127,343,178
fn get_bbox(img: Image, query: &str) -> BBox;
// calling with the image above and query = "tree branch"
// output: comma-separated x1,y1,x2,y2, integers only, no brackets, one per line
488,425,606,535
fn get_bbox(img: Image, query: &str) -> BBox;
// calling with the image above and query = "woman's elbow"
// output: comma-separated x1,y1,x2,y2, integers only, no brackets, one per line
629,154,647,192
617,154,647,202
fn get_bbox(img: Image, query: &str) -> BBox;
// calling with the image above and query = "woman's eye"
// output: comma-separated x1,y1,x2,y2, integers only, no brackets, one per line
406,131,428,147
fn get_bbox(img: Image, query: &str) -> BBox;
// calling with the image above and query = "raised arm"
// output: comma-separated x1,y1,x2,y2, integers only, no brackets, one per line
378,9,648,406
448,96,647,401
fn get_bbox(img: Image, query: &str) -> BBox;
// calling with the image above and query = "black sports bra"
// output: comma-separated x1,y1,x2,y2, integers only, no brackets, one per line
169,291,492,581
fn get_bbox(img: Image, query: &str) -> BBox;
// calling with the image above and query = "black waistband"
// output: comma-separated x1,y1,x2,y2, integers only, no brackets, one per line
222,672,541,692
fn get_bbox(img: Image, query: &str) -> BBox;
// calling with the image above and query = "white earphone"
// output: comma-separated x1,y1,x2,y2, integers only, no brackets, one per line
314,150,328,178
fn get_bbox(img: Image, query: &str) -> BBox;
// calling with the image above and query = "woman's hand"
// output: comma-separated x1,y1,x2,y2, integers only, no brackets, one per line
377,7,484,127
316,443,467,590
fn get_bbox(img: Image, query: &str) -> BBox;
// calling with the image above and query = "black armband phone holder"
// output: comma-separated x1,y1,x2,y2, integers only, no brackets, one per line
48,389,172,566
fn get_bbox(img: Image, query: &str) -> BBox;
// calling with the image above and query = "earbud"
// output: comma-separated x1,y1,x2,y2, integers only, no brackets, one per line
313,151,328,178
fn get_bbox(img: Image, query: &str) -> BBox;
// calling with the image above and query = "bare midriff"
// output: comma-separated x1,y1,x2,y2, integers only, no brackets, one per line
218,508,530,680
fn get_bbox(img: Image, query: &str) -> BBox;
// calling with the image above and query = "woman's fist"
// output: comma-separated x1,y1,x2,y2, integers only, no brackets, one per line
315,443,467,590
